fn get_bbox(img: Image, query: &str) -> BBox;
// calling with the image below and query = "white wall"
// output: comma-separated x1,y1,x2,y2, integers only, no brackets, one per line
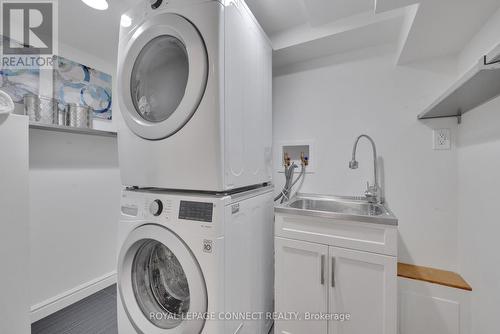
455,9,500,334
458,6,500,74
456,97,500,334
273,44,460,271
29,42,121,320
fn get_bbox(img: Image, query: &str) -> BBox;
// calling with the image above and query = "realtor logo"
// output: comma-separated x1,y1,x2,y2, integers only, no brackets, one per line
1,0,58,68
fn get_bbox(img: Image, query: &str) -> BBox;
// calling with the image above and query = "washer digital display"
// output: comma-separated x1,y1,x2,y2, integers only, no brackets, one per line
179,201,213,222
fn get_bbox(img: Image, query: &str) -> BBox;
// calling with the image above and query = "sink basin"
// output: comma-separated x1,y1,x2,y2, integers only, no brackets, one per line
289,198,386,216
276,194,398,226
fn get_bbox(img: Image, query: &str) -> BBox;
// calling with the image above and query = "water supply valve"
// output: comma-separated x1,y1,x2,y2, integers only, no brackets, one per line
300,152,309,166
283,152,291,167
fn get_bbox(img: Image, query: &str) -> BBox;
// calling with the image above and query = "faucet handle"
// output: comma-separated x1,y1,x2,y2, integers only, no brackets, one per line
364,182,380,204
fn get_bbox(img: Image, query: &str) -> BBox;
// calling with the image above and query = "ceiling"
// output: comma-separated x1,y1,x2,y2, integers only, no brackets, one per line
392,0,500,64
57,0,500,68
245,0,374,36
58,0,137,65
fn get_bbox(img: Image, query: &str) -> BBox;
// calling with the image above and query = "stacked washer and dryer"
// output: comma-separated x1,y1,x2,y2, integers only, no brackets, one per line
115,0,273,333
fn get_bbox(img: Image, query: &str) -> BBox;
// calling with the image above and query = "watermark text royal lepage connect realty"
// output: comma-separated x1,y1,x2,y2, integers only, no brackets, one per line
0,0,58,69
149,312,351,322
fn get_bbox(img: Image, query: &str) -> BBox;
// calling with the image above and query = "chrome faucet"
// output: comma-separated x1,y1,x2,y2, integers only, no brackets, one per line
349,134,382,204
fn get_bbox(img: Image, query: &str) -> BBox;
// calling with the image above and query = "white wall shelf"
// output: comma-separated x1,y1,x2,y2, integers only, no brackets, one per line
29,122,117,137
418,45,500,123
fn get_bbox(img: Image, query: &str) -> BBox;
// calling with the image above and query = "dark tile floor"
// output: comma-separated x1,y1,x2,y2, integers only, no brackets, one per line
31,284,275,334
31,285,118,334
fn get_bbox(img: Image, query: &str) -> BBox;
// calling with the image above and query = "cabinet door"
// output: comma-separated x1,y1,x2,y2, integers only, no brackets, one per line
275,237,329,334
328,246,397,334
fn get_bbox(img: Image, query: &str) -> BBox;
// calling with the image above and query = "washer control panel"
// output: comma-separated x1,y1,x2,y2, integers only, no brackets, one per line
122,191,213,224
179,201,213,223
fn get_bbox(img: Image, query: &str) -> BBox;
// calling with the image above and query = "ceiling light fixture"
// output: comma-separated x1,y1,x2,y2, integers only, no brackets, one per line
120,14,132,28
81,0,108,10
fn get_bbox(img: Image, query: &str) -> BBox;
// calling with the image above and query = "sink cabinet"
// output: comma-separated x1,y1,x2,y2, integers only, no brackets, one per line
275,238,329,333
274,211,397,334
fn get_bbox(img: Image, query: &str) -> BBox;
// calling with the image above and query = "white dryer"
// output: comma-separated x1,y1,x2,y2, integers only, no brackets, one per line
117,0,273,191
117,186,274,334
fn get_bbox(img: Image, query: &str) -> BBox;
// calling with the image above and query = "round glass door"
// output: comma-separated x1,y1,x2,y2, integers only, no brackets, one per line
118,224,207,333
130,36,189,123
117,13,208,140
132,240,190,328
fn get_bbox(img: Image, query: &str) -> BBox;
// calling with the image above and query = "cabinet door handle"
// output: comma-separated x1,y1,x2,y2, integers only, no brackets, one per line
331,257,336,287
321,255,325,285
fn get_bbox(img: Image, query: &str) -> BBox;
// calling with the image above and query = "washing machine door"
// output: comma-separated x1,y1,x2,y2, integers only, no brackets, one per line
118,224,207,334
118,13,208,140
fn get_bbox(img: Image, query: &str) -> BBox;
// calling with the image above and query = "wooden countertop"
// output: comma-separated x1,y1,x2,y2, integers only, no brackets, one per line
398,262,472,291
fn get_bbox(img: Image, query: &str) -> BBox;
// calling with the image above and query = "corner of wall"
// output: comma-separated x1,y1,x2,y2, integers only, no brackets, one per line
458,6,500,74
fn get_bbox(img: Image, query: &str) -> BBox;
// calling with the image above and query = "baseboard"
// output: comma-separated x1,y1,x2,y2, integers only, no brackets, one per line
30,271,117,323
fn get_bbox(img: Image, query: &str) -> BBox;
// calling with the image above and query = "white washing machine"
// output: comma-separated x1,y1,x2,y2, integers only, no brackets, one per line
117,186,274,334
117,0,273,191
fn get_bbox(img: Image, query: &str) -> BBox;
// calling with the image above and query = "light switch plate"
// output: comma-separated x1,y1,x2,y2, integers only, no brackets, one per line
433,129,451,150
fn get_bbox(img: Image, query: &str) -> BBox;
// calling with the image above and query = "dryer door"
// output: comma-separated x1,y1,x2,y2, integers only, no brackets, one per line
118,13,208,140
118,224,207,333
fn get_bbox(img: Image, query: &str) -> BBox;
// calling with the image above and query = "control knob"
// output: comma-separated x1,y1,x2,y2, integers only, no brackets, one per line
149,199,163,216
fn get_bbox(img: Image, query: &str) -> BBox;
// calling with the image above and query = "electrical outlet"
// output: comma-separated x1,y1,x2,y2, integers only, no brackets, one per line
433,128,451,150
